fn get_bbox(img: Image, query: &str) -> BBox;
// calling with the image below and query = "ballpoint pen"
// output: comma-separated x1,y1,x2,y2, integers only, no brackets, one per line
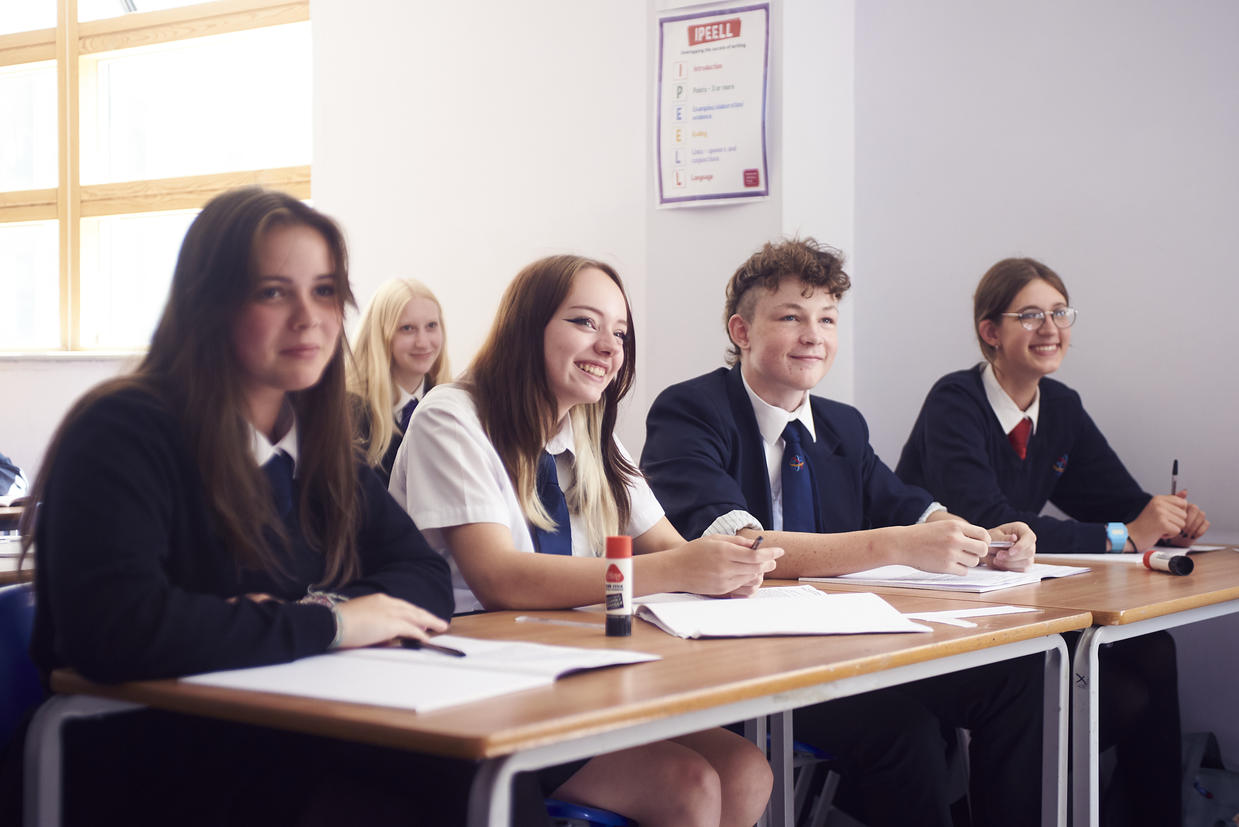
1171,459,1179,495
400,638,467,657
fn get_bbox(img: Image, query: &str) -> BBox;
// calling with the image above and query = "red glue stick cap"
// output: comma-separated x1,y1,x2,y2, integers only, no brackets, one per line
606,535,632,558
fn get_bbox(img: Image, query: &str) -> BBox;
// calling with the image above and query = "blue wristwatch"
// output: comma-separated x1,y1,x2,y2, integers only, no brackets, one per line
1106,522,1128,553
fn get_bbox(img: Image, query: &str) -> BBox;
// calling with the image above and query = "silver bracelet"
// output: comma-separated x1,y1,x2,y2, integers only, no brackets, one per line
300,588,349,609
328,605,345,649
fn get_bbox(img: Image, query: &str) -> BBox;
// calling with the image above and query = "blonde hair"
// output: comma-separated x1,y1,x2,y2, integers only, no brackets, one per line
348,278,451,467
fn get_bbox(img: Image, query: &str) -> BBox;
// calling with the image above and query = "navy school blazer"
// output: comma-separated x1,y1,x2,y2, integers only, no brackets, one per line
641,366,933,541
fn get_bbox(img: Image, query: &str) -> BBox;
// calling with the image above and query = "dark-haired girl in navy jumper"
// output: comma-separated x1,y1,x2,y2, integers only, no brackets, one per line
897,256,1210,827
12,188,473,826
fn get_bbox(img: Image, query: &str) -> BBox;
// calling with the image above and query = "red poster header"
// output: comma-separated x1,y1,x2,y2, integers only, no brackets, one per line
688,17,741,46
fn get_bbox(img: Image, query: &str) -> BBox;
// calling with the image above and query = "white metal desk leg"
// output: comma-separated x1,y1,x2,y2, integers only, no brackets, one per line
769,710,794,827
1042,636,1068,826
468,755,515,827
744,717,770,827
1071,627,1104,827
24,694,140,827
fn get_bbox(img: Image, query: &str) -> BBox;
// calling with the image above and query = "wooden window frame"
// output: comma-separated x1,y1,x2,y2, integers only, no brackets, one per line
0,0,311,351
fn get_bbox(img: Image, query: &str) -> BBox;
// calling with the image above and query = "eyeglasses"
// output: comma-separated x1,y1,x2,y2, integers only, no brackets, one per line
998,307,1078,330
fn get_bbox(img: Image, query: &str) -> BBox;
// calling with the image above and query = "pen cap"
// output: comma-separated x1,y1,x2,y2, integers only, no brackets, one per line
606,535,632,559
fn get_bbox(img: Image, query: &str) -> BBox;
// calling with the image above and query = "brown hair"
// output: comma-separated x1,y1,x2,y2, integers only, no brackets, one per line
23,187,363,586
723,237,850,365
348,278,451,467
467,255,638,547
973,257,1070,362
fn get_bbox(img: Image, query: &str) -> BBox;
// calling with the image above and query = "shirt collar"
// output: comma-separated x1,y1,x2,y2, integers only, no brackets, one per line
391,377,428,420
981,361,1040,434
249,406,300,475
740,369,817,446
545,413,576,457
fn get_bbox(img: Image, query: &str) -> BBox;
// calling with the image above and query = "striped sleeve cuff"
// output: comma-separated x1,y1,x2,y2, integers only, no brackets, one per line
702,509,765,538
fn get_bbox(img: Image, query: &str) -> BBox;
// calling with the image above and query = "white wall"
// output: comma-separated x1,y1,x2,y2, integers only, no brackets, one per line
0,356,131,480
311,0,651,444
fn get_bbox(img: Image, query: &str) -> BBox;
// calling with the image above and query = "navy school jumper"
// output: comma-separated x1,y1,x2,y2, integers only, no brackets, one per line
896,365,1150,554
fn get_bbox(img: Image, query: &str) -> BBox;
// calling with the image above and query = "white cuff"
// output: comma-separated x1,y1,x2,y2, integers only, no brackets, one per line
702,509,765,538
917,501,948,524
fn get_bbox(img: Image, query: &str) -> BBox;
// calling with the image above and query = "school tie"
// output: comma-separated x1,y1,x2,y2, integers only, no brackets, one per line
398,397,419,432
532,451,572,555
780,421,817,533
262,451,295,518
1008,417,1032,460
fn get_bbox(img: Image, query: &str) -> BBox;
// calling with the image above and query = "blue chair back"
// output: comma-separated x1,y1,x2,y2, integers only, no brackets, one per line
0,582,43,748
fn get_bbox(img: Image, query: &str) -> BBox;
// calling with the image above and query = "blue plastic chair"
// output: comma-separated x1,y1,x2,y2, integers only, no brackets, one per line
0,582,43,749
545,798,636,826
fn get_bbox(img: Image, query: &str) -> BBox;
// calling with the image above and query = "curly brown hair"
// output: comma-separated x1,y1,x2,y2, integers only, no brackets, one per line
723,237,850,365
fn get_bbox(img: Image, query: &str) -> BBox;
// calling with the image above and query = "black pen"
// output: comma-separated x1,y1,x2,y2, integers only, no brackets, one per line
751,535,765,551
400,638,466,658
1171,459,1179,495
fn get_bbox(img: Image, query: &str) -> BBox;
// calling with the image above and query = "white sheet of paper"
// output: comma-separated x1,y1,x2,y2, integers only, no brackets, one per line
182,634,659,713
904,605,1038,625
628,585,930,638
802,563,1087,593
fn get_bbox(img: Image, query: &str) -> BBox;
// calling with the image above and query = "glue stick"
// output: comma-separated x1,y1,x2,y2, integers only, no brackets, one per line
605,536,633,636
1142,549,1193,576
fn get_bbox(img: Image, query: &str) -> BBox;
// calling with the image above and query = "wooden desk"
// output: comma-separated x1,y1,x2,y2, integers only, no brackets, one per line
25,592,1090,827
0,504,23,531
811,548,1239,827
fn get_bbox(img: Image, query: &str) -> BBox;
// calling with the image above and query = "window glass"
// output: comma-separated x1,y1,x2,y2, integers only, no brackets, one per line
0,61,57,191
0,2,55,36
0,221,60,349
79,209,198,348
78,0,216,23
80,23,312,185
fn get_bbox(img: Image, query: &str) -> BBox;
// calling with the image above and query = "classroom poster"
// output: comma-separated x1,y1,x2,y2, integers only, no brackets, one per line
656,3,770,207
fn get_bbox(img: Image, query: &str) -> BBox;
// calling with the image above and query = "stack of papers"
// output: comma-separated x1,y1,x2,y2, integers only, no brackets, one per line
802,562,1088,593
623,585,930,639
183,635,659,713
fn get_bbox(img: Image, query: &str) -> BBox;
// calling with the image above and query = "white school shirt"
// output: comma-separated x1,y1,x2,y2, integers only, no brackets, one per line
702,369,943,537
389,383,664,614
980,362,1041,435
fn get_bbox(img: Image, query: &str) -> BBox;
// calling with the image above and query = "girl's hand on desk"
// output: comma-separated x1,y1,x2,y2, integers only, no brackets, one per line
987,522,1035,571
334,593,448,649
1128,494,1188,551
1164,492,1209,547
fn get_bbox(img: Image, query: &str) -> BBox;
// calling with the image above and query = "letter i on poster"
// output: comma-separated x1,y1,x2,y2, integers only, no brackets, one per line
605,536,633,636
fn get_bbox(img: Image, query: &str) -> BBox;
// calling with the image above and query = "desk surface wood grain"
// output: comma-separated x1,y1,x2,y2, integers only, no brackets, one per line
52,589,1088,759
814,546,1239,625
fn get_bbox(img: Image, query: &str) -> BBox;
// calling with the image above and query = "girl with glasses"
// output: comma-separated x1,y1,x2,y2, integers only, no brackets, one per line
896,255,1209,827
